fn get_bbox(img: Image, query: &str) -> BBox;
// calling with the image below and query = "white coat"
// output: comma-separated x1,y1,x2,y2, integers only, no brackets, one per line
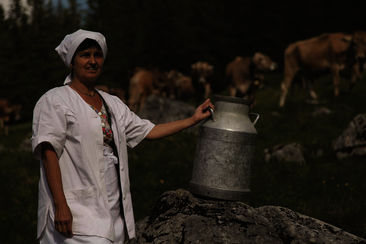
32,84,154,241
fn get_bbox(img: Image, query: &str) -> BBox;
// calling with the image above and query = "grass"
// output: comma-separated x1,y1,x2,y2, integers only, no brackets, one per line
0,123,39,244
1,72,366,243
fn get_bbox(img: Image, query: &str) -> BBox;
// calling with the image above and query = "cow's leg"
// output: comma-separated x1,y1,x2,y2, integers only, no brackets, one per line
139,94,147,112
279,51,299,107
229,85,236,97
169,87,176,99
279,63,297,107
0,118,3,135
279,74,295,107
331,66,341,96
2,116,9,135
305,78,318,100
350,62,361,91
238,82,251,96
204,83,211,99
309,90,318,100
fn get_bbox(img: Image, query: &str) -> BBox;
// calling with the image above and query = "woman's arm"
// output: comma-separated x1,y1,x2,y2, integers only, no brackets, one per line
41,142,73,237
146,99,214,139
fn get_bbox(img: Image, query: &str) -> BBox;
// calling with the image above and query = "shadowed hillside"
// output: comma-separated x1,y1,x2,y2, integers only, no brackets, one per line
129,72,366,239
1,71,365,243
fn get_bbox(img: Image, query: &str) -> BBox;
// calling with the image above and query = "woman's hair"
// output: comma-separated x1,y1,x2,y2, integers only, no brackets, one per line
71,38,103,65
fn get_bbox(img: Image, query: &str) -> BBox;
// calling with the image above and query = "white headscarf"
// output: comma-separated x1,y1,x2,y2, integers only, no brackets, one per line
55,29,108,85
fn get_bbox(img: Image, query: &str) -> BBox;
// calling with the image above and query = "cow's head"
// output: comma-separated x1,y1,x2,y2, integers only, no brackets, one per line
252,52,278,72
165,70,183,82
352,31,366,59
344,32,366,60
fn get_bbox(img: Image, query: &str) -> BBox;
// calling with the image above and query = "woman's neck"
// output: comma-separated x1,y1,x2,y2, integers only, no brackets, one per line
71,77,95,91
70,79,96,97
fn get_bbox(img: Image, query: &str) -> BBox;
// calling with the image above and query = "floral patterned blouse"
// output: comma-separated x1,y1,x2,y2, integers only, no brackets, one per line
90,104,114,146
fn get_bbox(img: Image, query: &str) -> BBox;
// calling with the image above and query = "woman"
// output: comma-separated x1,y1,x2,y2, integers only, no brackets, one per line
32,29,213,243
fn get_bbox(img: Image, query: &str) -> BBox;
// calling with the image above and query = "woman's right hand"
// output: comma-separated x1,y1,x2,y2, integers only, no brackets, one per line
54,201,73,237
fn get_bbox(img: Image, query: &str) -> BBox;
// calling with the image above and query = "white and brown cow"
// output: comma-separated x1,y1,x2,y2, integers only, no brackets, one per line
279,31,366,107
225,52,277,103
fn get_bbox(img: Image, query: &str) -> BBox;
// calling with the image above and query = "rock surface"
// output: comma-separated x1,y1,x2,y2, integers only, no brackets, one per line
312,107,332,117
333,113,366,159
19,133,32,152
264,143,306,165
126,189,365,244
138,94,195,124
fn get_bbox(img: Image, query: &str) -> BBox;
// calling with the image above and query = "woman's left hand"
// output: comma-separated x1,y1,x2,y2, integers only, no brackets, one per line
192,98,215,124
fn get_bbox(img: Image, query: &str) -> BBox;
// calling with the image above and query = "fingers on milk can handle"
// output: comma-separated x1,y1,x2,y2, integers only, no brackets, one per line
249,112,260,125
208,107,215,121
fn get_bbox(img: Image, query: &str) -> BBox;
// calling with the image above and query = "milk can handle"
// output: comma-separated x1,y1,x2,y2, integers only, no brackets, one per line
208,107,215,121
249,112,260,125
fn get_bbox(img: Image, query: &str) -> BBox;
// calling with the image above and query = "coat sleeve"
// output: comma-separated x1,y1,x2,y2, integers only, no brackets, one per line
32,93,68,159
116,99,155,148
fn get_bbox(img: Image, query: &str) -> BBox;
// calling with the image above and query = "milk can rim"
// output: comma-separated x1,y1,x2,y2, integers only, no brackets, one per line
213,95,251,105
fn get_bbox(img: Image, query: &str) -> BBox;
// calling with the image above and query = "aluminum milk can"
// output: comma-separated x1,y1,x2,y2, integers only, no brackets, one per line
189,95,259,201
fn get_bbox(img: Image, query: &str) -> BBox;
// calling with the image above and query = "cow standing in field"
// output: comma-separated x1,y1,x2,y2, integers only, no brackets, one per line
164,70,195,100
225,52,277,103
127,68,163,112
191,61,214,103
279,31,366,107
0,99,22,136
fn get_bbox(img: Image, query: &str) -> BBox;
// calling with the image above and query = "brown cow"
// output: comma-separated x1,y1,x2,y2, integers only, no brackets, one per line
225,52,277,103
0,99,22,136
127,68,163,112
279,31,366,107
191,61,214,102
164,70,195,100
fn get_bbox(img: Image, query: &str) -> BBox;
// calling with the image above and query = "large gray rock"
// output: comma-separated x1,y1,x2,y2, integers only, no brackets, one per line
264,143,306,165
127,189,364,244
312,107,332,117
138,94,195,124
333,114,366,159
18,133,32,152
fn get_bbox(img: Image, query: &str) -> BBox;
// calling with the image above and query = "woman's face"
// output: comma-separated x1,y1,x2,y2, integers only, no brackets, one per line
71,47,104,84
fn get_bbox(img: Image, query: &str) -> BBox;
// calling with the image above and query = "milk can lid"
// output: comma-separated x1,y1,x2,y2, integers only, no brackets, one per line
213,95,252,105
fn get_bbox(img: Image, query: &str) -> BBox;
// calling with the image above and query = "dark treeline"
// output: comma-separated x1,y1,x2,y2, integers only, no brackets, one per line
1,0,366,119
